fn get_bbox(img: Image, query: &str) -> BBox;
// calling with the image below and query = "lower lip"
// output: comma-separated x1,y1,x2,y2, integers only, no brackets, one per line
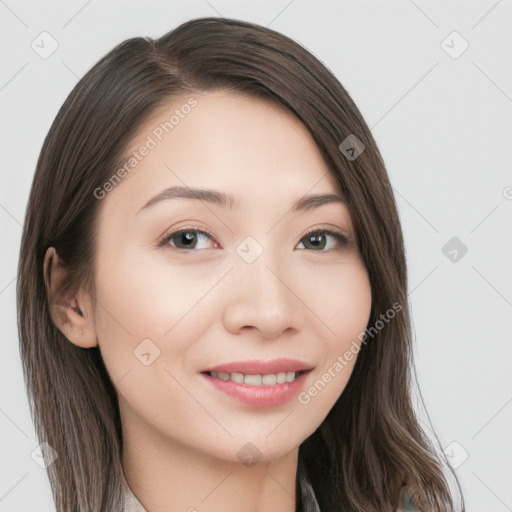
200,372,310,407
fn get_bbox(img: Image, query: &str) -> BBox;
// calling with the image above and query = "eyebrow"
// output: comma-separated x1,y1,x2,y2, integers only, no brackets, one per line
137,186,346,214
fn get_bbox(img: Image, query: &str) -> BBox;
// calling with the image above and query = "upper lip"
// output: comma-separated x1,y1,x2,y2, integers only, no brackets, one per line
202,358,314,375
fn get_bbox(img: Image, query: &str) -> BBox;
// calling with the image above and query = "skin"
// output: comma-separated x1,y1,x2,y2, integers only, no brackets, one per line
45,91,372,512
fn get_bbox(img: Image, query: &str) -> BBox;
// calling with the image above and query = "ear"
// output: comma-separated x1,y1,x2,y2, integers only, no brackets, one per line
43,247,98,348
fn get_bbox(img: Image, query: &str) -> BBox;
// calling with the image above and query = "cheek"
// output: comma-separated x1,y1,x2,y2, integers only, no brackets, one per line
327,262,372,382
318,259,372,344
295,261,371,422
91,250,228,380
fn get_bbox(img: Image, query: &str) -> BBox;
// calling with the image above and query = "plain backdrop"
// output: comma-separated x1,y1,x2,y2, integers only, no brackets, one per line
1,1,511,510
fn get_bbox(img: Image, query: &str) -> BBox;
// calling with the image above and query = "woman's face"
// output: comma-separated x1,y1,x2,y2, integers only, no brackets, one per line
91,91,372,463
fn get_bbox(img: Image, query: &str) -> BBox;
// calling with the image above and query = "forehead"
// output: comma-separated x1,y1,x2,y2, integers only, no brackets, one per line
106,90,343,212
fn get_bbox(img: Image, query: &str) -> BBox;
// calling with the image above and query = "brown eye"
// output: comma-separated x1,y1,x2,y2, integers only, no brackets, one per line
159,229,218,250
296,229,349,251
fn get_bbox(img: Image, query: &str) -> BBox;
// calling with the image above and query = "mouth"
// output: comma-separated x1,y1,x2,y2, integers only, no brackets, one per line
198,358,314,406
201,369,310,386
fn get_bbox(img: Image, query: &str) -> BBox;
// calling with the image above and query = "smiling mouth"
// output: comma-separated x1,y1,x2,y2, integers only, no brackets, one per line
201,369,310,386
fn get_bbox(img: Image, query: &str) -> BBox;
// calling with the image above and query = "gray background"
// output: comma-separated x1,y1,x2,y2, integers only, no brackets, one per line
1,0,511,510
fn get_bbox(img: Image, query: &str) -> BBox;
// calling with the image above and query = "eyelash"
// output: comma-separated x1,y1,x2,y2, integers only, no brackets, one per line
157,227,350,252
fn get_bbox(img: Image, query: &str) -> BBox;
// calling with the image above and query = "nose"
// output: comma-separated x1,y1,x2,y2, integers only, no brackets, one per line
221,254,306,339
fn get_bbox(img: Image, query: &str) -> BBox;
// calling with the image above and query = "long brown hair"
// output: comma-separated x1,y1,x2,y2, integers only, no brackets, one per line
17,17,464,512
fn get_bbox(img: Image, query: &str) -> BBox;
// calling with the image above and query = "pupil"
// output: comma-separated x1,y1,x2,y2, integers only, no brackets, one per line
180,231,195,247
309,234,325,249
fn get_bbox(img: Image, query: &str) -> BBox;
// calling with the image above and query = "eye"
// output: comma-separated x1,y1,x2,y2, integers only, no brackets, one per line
296,229,349,251
158,228,349,252
158,228,218,250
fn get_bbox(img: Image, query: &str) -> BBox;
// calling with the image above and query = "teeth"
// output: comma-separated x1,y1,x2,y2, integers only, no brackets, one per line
230,372,244,383
208,370,300,386
261,374,276,385
244,374,261,385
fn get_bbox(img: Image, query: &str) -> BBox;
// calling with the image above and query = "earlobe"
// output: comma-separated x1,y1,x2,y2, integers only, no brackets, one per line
43,247,98,349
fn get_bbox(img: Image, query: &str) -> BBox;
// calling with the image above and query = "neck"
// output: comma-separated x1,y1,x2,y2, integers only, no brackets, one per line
120,401,299,512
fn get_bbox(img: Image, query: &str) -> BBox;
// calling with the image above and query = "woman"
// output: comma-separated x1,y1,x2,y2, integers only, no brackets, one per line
17,17,464,512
